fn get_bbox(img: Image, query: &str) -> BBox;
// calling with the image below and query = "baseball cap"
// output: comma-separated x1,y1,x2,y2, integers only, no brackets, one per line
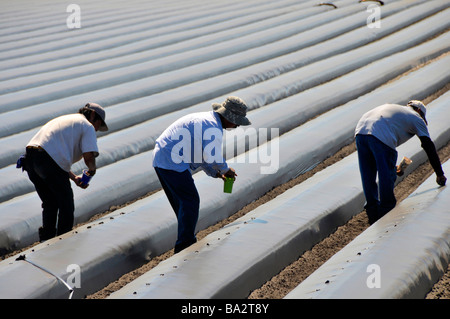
407,100,427,125
85,102,108,131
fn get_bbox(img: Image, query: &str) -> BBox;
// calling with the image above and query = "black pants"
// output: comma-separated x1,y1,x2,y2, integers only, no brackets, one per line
25,148,74,240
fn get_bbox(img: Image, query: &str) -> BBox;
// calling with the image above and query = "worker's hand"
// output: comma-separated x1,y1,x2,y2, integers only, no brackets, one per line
224,167,236,178
74,175,89,189
396,165,404,176
217,168,237,181
436,174,447,186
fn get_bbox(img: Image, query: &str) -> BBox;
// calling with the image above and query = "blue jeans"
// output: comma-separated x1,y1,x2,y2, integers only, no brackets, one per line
154,167,200,253
355,135,398,224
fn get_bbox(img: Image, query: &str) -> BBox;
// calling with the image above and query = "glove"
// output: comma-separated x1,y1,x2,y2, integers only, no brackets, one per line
16,155,26,171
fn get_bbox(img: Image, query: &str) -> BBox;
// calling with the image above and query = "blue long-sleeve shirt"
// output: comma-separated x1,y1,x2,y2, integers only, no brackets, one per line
152,111,229,177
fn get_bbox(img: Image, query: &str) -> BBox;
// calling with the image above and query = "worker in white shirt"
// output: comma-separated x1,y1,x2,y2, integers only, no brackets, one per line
22,103,108,241
153,96,251,253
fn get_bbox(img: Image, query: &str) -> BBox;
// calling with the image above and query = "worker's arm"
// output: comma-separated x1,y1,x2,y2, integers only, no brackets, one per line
82,151,98,176
419,136,446,186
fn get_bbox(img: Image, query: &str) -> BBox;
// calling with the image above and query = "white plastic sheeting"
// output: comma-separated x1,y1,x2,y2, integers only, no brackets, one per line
0,0,427,143
1,0,375,137
1,11,449,253
0,0,449,299
0,58,448,299
285,160,450,299
2,0,442,163
0,0,343,76
3,15,449,199
1,1,362,106
106,91,450,299
1,2,447,169
0,0,334,76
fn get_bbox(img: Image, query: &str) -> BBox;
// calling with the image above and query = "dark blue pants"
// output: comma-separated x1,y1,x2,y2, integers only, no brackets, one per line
25,148,74,240
154,167,200,253
356,134,398,224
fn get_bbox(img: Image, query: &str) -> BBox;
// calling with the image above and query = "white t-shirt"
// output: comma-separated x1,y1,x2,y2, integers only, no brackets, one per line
355,104,430,150
27,114,99,172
